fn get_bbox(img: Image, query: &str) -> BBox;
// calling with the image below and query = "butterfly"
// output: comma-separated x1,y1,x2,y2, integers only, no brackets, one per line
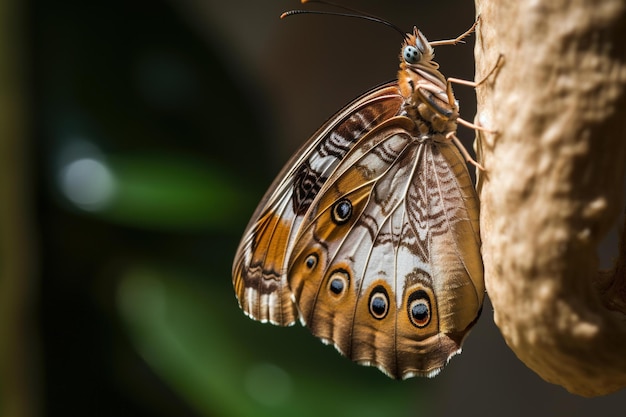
233,7,488,379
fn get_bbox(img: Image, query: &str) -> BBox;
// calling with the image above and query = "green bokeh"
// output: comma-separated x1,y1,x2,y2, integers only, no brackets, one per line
117,265,430,417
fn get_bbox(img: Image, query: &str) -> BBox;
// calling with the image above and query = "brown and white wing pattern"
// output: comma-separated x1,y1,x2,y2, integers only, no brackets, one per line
232,83,403,325
233,23,486,378
287,116,483,378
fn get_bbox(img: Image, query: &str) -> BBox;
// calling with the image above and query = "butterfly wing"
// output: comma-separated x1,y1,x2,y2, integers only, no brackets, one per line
287,116,484,378
232,82,404,325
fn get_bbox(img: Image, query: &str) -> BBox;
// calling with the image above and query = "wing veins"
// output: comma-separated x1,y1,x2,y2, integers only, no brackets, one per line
428,144,480,301
303,135,416,344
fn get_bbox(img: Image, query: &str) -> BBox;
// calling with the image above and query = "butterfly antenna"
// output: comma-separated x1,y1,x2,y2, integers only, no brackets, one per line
281,1,406,39
301,0,384,19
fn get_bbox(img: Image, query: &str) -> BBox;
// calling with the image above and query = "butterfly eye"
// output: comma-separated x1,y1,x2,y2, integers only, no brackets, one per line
403,45,421,64
327,269,349,296
305,253,318,269
368,285,389,320
407,290,431,328
331,198,352,225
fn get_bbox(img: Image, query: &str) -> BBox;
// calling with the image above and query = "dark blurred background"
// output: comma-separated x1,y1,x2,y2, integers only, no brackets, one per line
1,0,625,416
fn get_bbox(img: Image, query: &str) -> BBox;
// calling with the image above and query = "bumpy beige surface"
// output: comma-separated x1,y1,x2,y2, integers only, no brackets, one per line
474,0,626,397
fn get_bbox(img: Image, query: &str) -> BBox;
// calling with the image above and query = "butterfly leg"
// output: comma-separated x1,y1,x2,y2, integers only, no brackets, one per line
447,131,485,171
447,54,505,133
457,117,496,134
428,17,480,47
446,54,504,105
448,53,504,89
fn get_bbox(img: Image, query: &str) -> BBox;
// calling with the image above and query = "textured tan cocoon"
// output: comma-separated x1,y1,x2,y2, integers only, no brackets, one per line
474,0,626,397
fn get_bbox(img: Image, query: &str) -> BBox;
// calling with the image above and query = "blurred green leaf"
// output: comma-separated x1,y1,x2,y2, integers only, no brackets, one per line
91,153,256,232
117,265,433,417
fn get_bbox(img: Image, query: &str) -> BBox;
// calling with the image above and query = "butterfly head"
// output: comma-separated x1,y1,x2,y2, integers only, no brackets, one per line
398,27,457,132
400,28,439,71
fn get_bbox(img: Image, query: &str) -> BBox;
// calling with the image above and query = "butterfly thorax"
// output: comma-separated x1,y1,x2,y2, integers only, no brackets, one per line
397,28,459,138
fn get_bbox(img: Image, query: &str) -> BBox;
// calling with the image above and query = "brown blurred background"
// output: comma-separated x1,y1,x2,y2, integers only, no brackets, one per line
1,0,624,416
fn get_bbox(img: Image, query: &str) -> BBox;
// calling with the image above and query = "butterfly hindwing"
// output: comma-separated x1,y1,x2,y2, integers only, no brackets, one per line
287,116,483,378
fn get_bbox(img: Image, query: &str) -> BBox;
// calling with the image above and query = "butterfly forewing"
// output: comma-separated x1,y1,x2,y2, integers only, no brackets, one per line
233,83,403,325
